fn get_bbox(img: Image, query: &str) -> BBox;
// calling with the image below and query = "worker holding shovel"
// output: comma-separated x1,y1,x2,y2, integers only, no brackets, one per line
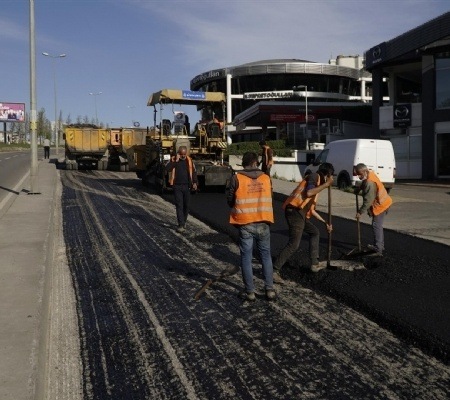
354,163,393,257
273,163,334,284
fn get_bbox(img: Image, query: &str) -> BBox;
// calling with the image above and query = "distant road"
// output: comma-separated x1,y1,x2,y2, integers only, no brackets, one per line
0,150,32,215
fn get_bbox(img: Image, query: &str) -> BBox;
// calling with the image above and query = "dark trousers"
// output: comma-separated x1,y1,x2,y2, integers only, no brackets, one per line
274,206,320,271
44,146,50,159
262,165,272,176
173,184,190,227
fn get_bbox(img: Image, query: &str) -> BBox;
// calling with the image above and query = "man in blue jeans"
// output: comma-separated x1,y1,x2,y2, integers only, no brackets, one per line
227,152,275,301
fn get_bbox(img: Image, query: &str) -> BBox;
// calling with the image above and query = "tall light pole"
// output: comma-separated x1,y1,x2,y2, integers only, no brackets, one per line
42,52,66,156
29,0,39,193
89,92,102,125
293,85,308,149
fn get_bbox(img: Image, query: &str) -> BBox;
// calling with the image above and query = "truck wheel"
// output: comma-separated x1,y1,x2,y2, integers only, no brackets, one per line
337,173,350,190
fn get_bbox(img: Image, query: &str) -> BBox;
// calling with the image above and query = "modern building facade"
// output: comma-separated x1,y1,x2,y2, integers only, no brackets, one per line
365,11,450,180
190,56,374,146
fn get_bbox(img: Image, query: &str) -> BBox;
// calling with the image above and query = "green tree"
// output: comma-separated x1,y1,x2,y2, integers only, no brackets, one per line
37,108,51,144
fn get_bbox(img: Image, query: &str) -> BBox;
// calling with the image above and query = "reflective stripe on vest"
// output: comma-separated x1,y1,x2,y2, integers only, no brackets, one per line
229,173,274,225
282,175,320,218
169,156,194,186
367,170,392,215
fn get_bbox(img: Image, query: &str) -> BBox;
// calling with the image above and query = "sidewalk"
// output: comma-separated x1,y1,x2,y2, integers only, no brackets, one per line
0,161,58,399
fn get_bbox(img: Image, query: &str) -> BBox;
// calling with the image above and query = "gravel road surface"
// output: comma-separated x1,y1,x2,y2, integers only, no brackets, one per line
50,170,449,399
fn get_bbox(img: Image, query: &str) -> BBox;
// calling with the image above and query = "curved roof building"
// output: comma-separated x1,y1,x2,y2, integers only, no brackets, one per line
190,57,373,144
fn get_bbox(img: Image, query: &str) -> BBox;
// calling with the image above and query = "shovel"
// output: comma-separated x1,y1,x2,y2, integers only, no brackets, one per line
344,194,362,257
340,193,375,259
319,185,365,271
327,184,332,268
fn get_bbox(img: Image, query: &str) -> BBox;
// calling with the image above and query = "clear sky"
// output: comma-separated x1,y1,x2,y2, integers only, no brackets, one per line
2,0,449,129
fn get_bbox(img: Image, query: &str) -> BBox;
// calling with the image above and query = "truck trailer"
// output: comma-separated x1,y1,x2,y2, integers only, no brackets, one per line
63,124,108,170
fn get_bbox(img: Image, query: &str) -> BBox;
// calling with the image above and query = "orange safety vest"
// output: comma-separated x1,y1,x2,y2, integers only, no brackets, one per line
282,175,320,218
169,156,195,186
229,173,274,225
366,170,392,215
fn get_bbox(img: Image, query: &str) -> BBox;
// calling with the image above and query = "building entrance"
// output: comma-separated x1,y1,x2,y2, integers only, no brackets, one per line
437,132,450,177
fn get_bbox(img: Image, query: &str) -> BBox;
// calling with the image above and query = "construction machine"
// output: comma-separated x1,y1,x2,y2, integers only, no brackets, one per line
136,89,232,191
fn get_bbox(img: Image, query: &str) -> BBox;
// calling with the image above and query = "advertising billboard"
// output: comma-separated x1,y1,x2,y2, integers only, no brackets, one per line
0,102,26,122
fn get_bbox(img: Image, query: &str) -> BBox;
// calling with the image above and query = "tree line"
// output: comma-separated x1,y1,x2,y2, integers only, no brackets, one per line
5,108,105,144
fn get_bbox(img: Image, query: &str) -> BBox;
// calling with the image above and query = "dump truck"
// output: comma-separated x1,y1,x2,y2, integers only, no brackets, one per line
136,89,232,191
63,124,109,170
107,127,148,171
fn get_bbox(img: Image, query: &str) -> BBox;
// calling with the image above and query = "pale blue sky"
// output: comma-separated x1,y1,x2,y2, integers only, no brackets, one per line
2,0,449,128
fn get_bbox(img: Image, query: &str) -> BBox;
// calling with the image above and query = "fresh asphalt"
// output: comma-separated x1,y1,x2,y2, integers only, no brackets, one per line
0,155,449,399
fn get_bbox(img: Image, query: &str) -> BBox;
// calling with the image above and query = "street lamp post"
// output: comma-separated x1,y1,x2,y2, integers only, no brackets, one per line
42,52,66,156
89,92,102,125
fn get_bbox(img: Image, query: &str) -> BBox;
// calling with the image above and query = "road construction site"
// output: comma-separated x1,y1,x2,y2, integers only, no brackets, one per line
1,160,449,399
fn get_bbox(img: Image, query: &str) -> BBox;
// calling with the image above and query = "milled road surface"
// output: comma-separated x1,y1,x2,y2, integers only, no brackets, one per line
55,170,449,399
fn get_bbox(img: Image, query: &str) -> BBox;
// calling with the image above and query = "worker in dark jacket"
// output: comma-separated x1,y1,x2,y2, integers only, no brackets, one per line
166,146,198,232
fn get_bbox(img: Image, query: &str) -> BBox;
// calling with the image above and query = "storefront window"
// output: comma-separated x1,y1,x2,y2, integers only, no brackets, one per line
437,133,450,176
436,57,450,109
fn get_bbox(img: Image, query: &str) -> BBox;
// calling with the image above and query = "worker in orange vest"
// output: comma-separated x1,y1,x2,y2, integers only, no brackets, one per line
166,146,198,232
272,163,334,283
227,151,276,301
355,163,393,257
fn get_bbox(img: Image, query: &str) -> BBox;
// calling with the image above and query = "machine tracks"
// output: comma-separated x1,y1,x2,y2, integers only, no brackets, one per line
60,170,449,399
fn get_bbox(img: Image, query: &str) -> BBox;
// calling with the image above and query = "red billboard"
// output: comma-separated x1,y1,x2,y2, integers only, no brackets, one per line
0,102,26,122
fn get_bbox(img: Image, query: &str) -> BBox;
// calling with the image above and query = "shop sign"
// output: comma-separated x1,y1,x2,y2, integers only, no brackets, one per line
393,104,411,128
244,90,293,100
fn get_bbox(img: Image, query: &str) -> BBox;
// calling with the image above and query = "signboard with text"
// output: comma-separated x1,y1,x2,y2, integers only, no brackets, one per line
269,113,316,123
244,90,293,100
0,102,25,122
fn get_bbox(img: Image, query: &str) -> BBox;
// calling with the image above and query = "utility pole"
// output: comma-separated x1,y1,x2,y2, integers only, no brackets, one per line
42,52,66,155
29,0,39,194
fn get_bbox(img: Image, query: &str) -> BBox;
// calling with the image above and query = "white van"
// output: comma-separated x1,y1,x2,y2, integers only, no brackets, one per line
305,139,396,190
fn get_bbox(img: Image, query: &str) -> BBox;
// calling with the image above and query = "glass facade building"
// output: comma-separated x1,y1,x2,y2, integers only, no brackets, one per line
366,11,450,180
